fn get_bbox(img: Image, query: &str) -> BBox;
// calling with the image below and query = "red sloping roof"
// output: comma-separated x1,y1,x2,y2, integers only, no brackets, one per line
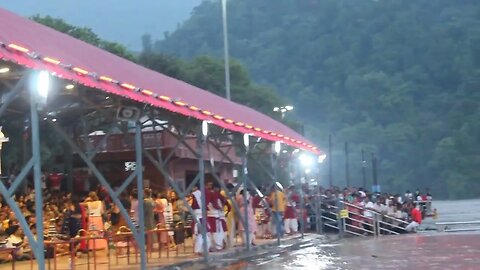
0,8,320,154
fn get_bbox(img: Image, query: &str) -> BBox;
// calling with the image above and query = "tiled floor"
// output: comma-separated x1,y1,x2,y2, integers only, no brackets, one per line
0,234,305,270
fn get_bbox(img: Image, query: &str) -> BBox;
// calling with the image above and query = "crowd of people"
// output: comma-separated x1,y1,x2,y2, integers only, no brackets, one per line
0,169,435,262
317,187,434,235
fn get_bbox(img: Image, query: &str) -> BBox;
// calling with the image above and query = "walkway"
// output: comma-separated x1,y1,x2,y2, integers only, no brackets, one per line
0,234,316,270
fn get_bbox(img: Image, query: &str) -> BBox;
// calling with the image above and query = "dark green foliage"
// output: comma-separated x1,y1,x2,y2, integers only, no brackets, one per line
156,0,480,199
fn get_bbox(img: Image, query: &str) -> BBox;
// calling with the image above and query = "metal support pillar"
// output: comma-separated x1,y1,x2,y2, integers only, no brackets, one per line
242,146,250,250
64,138,73,192
198,135,209,261
372,153,379,193
270,150,281,245
298,176,305,239
328,134,333,187
317,194,324,234
30,73,45,270
135,123,147,269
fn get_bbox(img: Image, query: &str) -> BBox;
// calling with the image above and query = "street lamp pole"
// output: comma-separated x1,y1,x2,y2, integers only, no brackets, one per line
221,0,231,101
361,149,367,189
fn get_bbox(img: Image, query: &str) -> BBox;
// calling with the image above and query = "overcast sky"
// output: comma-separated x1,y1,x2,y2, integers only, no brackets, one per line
0,0,202,50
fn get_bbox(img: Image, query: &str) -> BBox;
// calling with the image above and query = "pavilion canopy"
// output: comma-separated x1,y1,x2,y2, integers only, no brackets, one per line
0,8,320,154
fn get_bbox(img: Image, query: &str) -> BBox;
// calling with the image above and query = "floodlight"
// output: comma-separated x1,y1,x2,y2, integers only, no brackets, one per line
37,71,50,99
284,105,294,111
299,154,313,167
65,84,75,90
202,120,209,137
0,67,10,74
273,107,280,112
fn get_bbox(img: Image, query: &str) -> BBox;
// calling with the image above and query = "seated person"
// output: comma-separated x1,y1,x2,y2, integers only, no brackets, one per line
405,203,422,232
5,225,31,261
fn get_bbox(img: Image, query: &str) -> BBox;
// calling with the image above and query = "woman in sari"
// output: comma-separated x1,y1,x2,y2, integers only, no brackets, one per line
85,191,107,250
236,189,257,247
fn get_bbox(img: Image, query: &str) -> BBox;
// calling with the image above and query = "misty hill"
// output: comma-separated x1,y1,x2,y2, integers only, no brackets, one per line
0,0,201,49
156,0,480,199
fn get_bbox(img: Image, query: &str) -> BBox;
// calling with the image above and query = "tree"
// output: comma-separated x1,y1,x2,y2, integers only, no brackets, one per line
155,0,480,199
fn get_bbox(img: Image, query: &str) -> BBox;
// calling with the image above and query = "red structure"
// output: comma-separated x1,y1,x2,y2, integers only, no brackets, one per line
75,131,241,190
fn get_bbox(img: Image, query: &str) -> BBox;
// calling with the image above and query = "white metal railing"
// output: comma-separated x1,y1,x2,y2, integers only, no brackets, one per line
436,221,480,232
318,200,411,237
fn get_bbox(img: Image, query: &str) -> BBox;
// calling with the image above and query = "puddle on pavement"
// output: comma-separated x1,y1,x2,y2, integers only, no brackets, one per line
220,233,480,270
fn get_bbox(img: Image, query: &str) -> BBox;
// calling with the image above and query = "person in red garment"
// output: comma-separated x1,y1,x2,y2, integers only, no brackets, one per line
405,202,422,232
210,183,229,250
284,186,300,235
48,170,63,192
191,185,211,255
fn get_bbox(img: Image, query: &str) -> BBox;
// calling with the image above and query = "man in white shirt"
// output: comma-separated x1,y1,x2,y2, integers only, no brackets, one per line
5,225,31,261
362,196,375,235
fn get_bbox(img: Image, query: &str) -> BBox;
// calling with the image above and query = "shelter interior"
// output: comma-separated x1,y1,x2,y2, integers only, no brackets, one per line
0,60,241,193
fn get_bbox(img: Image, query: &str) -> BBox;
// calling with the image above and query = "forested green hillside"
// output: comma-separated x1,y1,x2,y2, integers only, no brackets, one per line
157,0,480,199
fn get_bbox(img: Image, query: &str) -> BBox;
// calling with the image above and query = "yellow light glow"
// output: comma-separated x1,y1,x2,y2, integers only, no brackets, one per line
72,67,89,75
174,101,186,106
99,76,113,82
120,83,136,90
159,95,171,101
43,57,61,65
8,44,29,53
141,89,153,96
65,84,75,90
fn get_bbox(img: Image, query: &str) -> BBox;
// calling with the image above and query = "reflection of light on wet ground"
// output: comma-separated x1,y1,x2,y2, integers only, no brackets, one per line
286,246,337,269
221,232,480,270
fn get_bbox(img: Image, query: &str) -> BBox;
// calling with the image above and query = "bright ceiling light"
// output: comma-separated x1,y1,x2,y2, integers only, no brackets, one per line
65,84,75,90
274,141,282,154
202,120,209,137
284,105,294,111
273,107,280,112
318,154,327,163
37,71,50,99
243,133,250,148
0,67,10,73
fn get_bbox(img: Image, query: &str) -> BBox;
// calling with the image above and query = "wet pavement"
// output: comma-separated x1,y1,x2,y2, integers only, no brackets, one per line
222,232,480,270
